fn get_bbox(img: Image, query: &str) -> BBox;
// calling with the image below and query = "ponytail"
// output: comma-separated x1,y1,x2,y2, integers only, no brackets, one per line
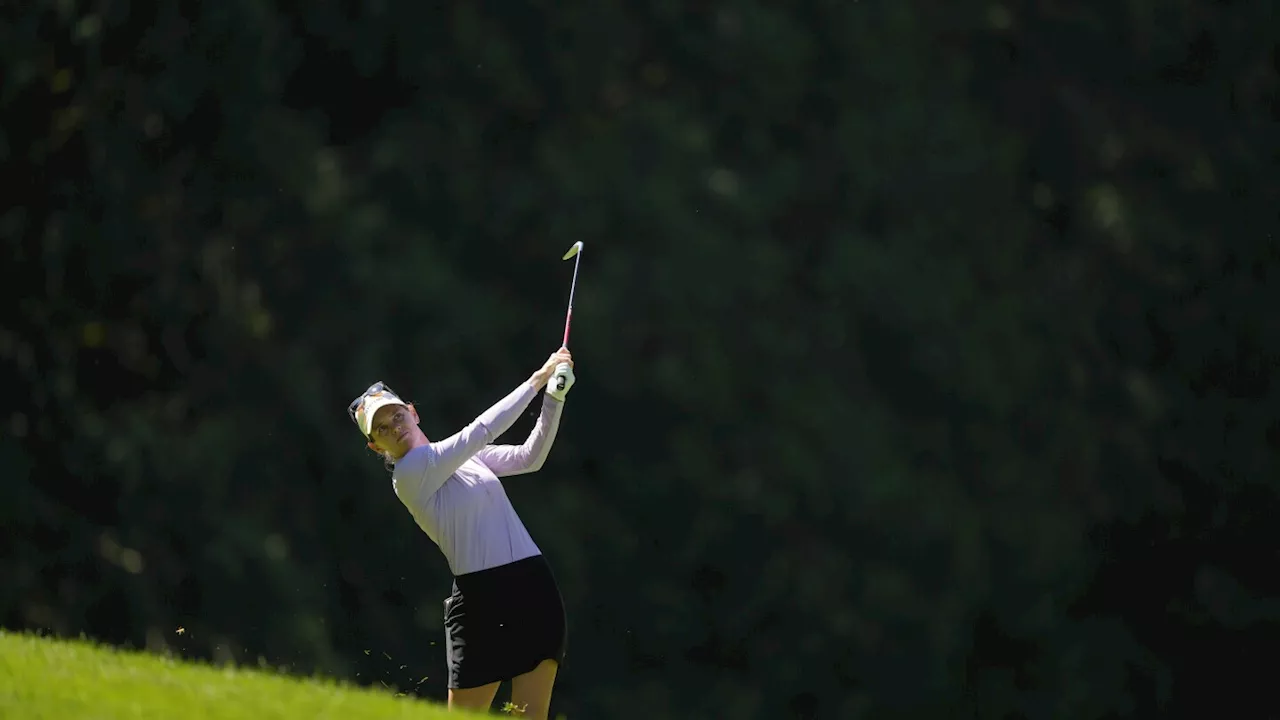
366,440,396,472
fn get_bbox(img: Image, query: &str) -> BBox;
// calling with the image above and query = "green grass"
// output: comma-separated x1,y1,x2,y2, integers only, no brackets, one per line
0,630,475,719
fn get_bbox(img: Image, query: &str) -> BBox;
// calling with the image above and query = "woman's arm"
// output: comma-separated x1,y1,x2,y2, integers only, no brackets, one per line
394,380,538,500
474,394,565,477
394,349,572,498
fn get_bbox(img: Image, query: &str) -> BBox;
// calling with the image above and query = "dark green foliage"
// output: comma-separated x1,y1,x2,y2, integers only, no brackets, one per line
3,1,1276,718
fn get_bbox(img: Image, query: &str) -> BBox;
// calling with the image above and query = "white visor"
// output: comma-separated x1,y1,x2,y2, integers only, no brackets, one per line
350,383,408,437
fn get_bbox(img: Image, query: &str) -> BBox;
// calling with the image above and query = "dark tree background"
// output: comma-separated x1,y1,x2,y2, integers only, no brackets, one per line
3,1,1277,718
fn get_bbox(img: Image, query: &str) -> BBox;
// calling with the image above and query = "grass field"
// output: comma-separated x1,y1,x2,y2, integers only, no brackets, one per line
0,630,477,719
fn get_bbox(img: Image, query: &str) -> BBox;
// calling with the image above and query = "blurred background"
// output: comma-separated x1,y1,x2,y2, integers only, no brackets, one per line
3,1,1278,718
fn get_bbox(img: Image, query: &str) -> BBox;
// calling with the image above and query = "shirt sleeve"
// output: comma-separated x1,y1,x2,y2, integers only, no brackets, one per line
393,380,539,502
474,394,565,477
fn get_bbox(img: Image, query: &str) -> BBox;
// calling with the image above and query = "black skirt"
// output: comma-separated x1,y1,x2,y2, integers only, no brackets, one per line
443,554,568,689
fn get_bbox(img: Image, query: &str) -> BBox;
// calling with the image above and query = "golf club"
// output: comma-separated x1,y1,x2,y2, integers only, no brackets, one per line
556,241,584,391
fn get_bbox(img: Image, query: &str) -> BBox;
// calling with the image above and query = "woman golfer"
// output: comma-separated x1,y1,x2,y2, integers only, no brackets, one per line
348,348,576,718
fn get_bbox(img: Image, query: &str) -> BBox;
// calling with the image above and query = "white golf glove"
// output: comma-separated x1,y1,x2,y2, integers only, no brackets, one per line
547,362,575,401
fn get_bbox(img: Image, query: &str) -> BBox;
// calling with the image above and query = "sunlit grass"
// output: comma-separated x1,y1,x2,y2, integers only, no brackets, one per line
0,630,476,719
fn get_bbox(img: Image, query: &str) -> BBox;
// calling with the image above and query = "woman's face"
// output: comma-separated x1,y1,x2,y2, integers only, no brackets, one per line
368,403,425,460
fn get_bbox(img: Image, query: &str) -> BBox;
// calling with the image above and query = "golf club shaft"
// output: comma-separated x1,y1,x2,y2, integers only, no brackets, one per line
561,251,582,348
555,243,583,392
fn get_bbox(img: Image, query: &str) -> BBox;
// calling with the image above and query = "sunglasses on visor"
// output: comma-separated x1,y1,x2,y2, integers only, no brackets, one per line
347,381,401,427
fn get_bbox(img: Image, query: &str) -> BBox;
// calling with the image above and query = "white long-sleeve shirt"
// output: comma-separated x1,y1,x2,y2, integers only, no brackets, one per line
391,381,564,576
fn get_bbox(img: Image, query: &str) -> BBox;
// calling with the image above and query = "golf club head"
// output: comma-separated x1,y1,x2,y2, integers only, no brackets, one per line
562,241,583,260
